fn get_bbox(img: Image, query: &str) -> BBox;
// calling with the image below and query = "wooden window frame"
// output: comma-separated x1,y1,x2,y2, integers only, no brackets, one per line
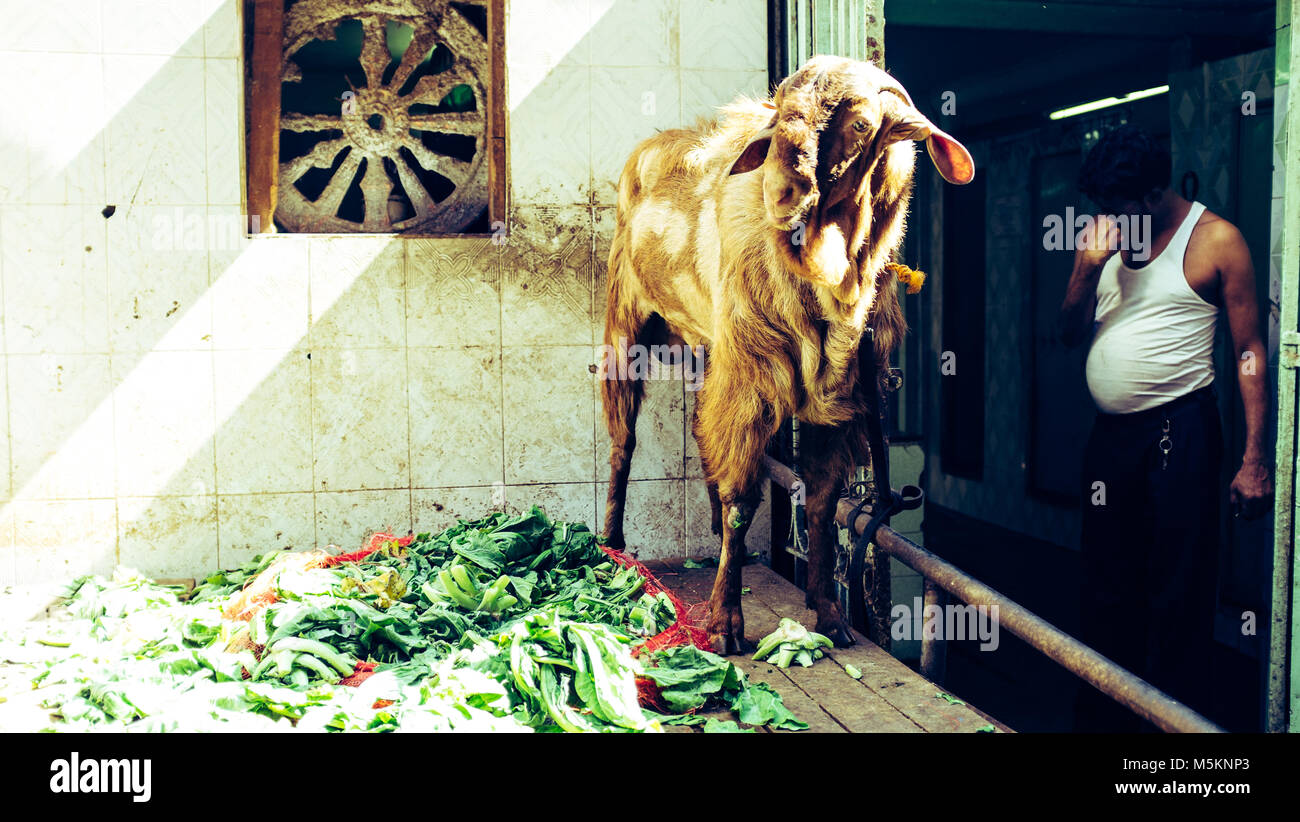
243,0,507,236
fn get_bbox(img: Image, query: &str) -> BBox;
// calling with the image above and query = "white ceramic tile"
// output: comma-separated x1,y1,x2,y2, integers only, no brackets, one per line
501,207,593,346
684,478,772,560
505,482,597,529
309,238,405,349
112,350,216,497
406,239,502,348
1,205,109,354
118,495,217,579
8,53,108,205
681,68,769,123
409,347,504,487
13,499,118,584
103,0,206,56
679,0,767,71
7,354,115,500
412,486,503,535
0,356,8,501
595,370,685,481
210,233,310,350
310,347,410,491
597,478,683,560
503,345,596,484
506,0,591,68
217,492,316,567
214,350,313,494
315,489,413,552
0,0,102,52
105,55,209,205
203,0,241,59
592,205,615,325
204,58,242,205
589,0,677,67
107,205,212,353
509,65,592,206
0,506,13,585
590,66,682,204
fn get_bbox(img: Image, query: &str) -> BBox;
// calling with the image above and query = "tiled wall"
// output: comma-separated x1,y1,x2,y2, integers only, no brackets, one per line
0,0,769,584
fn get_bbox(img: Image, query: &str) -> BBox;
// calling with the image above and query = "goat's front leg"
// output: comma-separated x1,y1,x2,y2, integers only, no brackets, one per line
697,381,779,655
797,422,861,647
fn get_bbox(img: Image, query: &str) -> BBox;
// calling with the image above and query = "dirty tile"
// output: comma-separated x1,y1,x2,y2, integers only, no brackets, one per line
118,495,218,579
8,53,108,205
503,345,596,484
684,477,772,560
506,482,598,530
310,347,410,491
112,350,216,498
13,500,118,584
210,232,310,350
501,207,593,346
107,205,212,353
409,346,504,488
594,369,685,481
406,238,502,348
592,205,616,326
309,238,405,349
596,478,684,560
590,0,677,67
413,486,503,535
509,65,591,206
1,205,109,355
8,354,115,500
315,489,413,552
214,350,313,494
105,55,209,205
217,492,317,568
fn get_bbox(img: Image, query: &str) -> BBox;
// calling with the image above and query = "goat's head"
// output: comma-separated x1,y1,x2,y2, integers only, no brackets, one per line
730,56,973,233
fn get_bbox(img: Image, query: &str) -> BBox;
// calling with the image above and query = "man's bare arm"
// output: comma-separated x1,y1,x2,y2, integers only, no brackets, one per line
1217,222,1273,518
1058,216,1118,347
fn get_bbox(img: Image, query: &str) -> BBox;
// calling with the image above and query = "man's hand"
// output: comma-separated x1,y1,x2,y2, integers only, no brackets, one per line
1076,214,1121,268
1229,460,1272,520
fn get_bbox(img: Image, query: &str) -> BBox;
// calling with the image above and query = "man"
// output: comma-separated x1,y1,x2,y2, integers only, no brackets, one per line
1058,124,1272,731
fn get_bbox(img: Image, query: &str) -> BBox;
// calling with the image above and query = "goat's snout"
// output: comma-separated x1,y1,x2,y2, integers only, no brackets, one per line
762,171,812,226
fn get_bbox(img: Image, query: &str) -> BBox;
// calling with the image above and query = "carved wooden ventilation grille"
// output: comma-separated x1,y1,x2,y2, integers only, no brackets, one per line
277,0,489,233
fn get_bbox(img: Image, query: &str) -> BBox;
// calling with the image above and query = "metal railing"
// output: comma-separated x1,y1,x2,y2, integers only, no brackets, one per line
761,455,1225,733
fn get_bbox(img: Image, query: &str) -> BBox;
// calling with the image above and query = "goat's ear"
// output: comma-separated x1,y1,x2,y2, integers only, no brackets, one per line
729,128,773,176
889,106,975,185
924,127,975,185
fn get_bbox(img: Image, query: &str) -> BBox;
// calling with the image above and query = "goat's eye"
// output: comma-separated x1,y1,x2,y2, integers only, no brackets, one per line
852,120,869,133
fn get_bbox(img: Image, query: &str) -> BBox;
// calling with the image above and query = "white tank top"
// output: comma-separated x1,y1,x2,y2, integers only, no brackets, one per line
1085,202,1217,414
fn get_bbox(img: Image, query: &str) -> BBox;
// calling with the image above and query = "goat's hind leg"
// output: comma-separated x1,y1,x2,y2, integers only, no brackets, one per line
697,379,779,655
599,288,650,552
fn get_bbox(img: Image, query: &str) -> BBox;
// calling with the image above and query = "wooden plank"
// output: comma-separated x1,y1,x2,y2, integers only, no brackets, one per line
486,0,507,226
245,0,284,233
738,565,1007,733
645,564,844,732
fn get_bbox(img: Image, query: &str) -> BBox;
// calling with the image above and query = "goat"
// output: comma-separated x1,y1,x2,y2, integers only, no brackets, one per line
599,56,973,654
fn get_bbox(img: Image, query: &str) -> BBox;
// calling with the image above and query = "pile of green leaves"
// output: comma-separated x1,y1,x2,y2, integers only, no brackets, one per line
26,507,804,733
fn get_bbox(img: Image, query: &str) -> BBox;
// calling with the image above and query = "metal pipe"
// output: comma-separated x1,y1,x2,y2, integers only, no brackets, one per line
758,456,1224,732
919,577,948,683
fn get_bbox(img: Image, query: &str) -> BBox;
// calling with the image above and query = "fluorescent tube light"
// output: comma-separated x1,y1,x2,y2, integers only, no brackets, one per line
1049,85,1170,121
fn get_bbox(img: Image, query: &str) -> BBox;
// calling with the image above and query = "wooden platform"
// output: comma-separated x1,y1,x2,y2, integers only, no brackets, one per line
647,562,1012,733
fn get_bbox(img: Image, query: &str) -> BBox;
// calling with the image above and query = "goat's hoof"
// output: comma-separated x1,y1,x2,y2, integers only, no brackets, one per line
813,600,856,648
706,605,745,656
603,532,625,552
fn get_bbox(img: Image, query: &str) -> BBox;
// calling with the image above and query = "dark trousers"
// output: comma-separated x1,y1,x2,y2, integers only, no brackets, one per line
1073,385,1222,732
